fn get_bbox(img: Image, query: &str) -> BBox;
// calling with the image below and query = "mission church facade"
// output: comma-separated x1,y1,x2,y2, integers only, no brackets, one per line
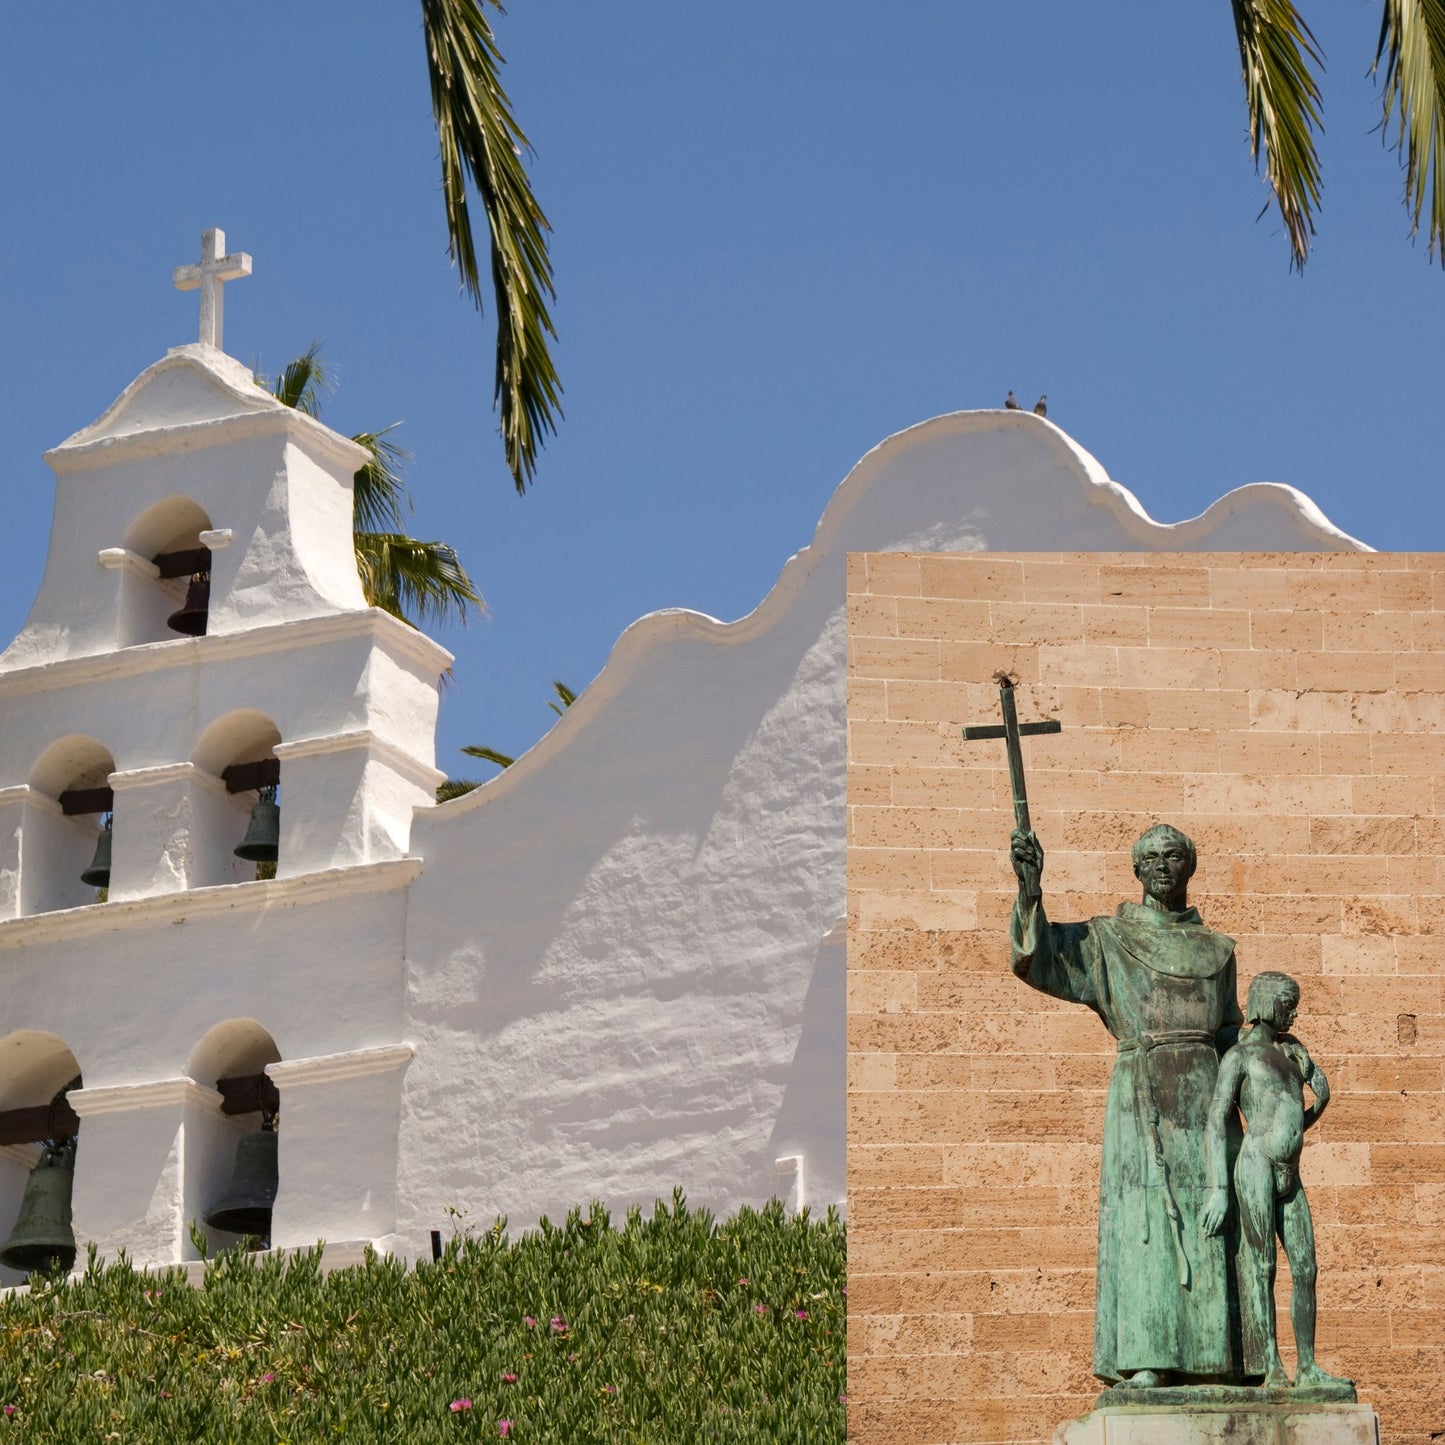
0,234,1363,1281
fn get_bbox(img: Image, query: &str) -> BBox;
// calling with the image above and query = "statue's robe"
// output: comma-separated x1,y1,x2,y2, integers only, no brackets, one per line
1012,897,1242,1383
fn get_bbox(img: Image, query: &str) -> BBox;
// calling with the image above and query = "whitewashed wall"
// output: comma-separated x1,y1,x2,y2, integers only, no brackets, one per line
386,411,1367,1251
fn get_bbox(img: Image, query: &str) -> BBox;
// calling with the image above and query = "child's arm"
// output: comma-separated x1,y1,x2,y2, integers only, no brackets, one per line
1301,1047,1330,1130
1203,1047,1245,1235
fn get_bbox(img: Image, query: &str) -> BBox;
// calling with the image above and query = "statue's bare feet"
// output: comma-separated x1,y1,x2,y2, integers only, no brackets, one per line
1261,1365,1291,1389
1295,1363,1353,1391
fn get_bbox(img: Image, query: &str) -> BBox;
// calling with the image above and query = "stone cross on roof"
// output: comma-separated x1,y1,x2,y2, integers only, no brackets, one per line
172,228,253,352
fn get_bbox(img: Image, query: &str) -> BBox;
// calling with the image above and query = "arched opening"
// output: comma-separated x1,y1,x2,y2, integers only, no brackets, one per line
191,712,282,886
0,1032,82,1286
24,738,115,915
118,497,213,646
186,1020,281,1257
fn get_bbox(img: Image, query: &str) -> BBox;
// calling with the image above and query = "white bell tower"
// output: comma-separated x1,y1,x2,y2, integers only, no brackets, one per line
0,233,441,1273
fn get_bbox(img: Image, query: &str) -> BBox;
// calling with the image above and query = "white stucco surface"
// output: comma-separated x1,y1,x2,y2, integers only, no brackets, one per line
0,336,1368,1272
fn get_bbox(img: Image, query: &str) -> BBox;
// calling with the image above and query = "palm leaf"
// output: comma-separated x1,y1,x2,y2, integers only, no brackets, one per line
1229,0,1325,269
436,778,485,801
460,744,515,769
421,0,562,491
354,532,484,628
1376,0,1445,260
271,341,333,417
351,426,413,534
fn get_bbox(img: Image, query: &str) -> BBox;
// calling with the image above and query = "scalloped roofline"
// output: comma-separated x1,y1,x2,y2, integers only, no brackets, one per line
48,344,369,473
431,409,1370,815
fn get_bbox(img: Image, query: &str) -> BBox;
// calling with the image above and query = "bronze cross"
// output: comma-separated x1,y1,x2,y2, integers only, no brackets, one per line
961,676,1061,833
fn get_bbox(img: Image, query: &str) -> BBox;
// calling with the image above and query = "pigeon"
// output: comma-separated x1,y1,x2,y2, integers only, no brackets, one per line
1004,391,1021,410
1033,395,1047,417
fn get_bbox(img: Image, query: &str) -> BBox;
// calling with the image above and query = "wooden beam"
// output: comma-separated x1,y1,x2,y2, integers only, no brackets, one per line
221,759,280,795
0,1098,81,1147
216,1073,280,1117
153,547,211,580
58,787,114,817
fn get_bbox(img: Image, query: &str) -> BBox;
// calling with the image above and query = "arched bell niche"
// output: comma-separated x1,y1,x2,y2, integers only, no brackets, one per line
118,496,213,647
0,1032,82,1287
185,1020,281,1258
24,737,116,916
191,711,283,887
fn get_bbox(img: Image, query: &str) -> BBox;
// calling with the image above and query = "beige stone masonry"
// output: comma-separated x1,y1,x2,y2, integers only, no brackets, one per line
846,552,1444,1445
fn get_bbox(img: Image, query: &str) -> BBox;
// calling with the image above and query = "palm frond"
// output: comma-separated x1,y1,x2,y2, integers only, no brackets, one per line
271,341,334,417
351,425,413,534
420,0,562,491
547,680,577,716
1376,0,1445,260
354,532,485,628
436,778,485,801
460,744,515,769
1229,0,1325,269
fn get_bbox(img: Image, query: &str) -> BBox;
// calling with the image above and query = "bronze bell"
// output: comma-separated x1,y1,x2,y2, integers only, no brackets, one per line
80,815,112,889
166,570,210,637
0,1136,77,1276
234,785,280,864
204,1120,278,1243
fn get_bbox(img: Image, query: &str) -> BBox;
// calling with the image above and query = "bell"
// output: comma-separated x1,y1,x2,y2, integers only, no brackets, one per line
234,787,280,864
204,1123,278,1242
80,815,112,889
0,1137,77,1276
166,571,210,637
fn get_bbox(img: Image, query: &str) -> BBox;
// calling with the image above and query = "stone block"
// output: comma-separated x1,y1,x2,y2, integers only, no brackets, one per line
1054,1400,1379,1445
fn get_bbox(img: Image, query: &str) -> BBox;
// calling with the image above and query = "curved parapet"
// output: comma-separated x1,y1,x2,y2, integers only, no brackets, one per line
397,411,1367,1245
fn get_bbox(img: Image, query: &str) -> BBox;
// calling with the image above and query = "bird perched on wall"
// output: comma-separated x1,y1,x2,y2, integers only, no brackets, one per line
1005,391,1021,410
1033,395,1047,417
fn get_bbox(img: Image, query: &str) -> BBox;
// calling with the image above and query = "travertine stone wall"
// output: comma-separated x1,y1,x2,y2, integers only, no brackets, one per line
846,552,1445,1445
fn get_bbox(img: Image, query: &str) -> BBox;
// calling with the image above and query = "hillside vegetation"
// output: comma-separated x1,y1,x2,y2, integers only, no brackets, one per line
0,1192,845,1442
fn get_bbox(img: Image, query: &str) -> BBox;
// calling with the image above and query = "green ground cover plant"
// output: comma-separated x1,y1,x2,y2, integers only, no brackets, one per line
0,1192,845,1442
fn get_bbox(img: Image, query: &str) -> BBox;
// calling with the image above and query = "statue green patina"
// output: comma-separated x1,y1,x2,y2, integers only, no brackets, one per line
1204,972,1353,1395
1010,824,1243,1388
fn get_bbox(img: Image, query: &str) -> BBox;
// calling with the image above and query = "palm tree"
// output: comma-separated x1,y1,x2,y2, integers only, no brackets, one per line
1231,1,1445,267
438,680,577,800
269,345,484,630
421,0,560,490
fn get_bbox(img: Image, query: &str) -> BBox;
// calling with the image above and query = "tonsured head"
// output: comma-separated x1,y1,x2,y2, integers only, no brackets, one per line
1245,971,1301,1029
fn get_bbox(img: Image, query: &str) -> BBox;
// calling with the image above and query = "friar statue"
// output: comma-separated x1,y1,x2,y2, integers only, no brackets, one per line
1010,823,1242,1389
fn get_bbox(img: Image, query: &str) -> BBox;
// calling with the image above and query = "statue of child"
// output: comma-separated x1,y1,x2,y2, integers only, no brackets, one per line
1202,971,1352,1393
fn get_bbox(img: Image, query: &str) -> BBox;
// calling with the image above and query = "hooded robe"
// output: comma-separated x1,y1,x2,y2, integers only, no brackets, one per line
1011,897,1242,1383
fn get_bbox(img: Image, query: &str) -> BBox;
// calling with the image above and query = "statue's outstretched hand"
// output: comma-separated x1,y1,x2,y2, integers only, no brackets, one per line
1201,1187,1228,1237
1011,829,1043,902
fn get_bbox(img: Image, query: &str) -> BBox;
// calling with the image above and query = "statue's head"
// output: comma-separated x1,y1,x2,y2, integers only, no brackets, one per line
1246,971,1300,1028
1131,824,1196,910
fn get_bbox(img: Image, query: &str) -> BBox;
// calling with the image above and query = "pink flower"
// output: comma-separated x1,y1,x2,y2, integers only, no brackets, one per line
2,1407,13,1417
498,1423,514,1439
549,1316,567,1334
523,1315,537,1328
753,1303,767,1314
795,1309,807,1320
736,1277,749,1285
839,1393,849,1402
502,1372,517,1383
260,1373,275,1384
449,1399,473,1412
601,1384,616,1394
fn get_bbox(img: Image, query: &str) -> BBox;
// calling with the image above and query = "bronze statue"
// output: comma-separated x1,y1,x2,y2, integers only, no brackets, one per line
1204,972,1353,1395
1011,823,1242,1388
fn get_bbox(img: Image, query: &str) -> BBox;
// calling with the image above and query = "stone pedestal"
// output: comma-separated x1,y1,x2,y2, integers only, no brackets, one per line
1055,1400,1379,1445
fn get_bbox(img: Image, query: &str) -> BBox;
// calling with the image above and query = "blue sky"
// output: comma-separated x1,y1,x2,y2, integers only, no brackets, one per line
0,2,1439,774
